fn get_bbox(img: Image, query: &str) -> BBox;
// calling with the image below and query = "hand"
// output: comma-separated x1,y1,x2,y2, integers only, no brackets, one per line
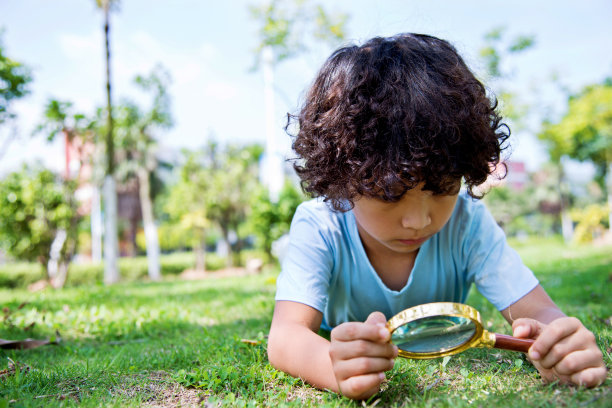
512,317,607,387
329,311,398,399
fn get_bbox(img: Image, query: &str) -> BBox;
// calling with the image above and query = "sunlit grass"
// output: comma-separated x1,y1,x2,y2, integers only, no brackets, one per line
1,239,611,406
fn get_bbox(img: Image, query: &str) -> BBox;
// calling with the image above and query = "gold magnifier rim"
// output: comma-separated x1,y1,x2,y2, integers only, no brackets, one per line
386,302,487,359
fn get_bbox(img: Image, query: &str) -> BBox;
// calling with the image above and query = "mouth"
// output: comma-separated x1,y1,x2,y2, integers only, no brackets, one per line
398,236,429,246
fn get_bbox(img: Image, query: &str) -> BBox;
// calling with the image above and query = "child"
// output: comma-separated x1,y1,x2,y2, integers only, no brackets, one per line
268,33,606,400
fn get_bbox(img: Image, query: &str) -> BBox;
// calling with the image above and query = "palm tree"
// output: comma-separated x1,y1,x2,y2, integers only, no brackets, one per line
95,0,120,284
114,66,173,280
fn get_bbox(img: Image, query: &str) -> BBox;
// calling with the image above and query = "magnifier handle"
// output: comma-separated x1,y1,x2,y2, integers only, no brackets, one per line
493,333,534,353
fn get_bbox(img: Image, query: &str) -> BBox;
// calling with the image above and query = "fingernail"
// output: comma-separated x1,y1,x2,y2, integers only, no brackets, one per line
390,359,395,367
379,372,386,381
393,345,399,356
529,350,540,360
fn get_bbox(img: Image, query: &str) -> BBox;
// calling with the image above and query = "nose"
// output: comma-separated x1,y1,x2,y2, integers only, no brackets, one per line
400,207,431,230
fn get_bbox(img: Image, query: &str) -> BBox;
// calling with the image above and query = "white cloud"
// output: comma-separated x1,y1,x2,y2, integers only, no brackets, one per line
58,32,101,61
203,81,239,101
174,62,202,86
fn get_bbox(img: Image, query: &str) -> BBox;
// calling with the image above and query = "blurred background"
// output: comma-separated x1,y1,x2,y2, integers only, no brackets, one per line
1,0,611,288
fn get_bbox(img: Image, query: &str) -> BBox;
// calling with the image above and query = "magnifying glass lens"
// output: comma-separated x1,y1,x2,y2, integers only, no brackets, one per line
391,315,476,354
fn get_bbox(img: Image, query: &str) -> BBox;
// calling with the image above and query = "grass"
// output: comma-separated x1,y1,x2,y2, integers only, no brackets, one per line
1,238,611,407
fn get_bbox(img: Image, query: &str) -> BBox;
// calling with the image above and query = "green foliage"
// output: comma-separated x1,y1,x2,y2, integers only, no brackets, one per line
113,65,173,181
160,143,266,267
539,82,612,186
247,181,304,259
0,252,229,289
479,27,535,80
478,27,535,128
163,152,211,250
0,31,32,125
570,204,609,243
249,0,348,68
0,167,79,273
33,99,90,143
483,185,535,232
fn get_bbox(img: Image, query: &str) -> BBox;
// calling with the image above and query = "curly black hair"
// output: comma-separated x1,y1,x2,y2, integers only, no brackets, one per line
288,33,509,211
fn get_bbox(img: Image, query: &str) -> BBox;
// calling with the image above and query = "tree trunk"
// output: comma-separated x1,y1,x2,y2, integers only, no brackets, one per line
102,3,119,284
137,168,161,280
220,224,232,268
91,185,103,262
103,175,120,284
194,230,206,272
47,229,67,286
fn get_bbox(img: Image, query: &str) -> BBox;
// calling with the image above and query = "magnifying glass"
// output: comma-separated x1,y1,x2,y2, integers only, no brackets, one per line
387,302,534,359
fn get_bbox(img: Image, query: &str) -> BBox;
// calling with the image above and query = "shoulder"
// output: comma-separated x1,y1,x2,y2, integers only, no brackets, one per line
454,190,487,216
447,191,489,231
292,198,347,233
439,190,501,253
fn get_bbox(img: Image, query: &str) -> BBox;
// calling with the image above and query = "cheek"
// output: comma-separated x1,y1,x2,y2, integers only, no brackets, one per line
433,200,458,225
354,207,394,235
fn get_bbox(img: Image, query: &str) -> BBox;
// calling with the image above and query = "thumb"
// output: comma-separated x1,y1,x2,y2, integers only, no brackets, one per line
365,311,388,326
512,318,544,339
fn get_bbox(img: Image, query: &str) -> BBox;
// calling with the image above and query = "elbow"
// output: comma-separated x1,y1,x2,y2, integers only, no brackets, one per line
267,325,284,370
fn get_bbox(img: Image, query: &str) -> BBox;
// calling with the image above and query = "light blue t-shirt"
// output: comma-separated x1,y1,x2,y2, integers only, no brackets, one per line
275,192,539,330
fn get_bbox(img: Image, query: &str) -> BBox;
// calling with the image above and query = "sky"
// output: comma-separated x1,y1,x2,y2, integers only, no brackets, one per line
1,0,611,178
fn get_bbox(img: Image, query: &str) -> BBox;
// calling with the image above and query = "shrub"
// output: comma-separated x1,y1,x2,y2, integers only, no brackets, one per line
0,251,228,289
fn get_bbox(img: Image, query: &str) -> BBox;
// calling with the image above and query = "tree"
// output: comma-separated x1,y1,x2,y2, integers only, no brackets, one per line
249,0,347,201
35,99,105,262
164,152,211,272
248,181,304,261
0,30,32,158
539,81,612,230
478,26,535,128
203,143,263,267
113,66,173,280
94,0,120,284
0,167,79,288
249,0,347,69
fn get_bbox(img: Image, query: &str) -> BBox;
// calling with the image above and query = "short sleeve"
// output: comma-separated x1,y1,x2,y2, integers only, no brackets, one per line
275,202,335,313
460,197,539,311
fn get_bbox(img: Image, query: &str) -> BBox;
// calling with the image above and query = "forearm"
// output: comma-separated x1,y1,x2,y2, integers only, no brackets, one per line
528,305,566,324
501,285,565,325
268,322,339,392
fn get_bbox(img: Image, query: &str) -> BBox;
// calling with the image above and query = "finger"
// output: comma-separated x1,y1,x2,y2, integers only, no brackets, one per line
332,339,398,361
512,318,544,339
570,366,608,388
331,321,390,343
536,331,590,369
365,311,388,326
529,317,581,361
548,347,605,376
334,356,395,380
339,372,385,400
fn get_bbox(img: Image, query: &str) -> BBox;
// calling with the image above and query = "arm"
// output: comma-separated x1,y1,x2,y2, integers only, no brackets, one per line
501,285,607,387
268,300,397,399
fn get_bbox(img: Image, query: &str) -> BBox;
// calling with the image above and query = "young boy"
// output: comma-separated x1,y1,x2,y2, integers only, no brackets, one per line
268,33,607,400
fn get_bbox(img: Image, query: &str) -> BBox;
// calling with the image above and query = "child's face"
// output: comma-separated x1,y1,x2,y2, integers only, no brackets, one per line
352,183,459,257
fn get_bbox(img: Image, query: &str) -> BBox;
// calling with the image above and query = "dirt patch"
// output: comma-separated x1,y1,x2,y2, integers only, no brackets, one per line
116,371,207,407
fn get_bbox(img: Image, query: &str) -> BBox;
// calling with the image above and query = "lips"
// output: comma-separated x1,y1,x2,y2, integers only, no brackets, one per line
398,236,429,245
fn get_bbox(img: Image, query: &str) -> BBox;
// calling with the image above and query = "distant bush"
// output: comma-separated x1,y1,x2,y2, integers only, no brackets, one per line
0,251,228,289
571,204,609,243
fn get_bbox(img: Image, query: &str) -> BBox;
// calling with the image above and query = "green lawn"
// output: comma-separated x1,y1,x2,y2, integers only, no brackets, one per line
1,239,611,407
